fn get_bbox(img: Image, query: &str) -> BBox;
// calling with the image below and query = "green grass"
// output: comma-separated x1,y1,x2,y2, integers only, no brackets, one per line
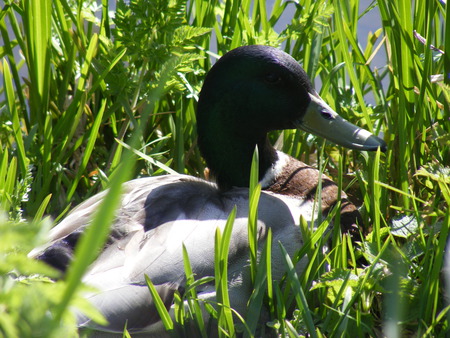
1,0,449,336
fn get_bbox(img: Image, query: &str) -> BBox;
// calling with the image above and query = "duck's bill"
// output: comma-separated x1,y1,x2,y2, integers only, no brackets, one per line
297,92,387,152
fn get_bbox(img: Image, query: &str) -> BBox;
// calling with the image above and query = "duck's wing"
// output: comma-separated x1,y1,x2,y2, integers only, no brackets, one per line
29,175,190,271
78,182,301,333
32,174,302,333
76,198,247,333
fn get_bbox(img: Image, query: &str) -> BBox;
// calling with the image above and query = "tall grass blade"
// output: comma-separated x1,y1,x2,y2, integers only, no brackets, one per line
182,244,206,337
3,59,28,177
145,275,175,331
370,148,382,250
23,0,52,126
115,139,178,175
0,153,16,213
214,206,237,337
66,98,106,201
88,47,127,97
279,242,317,338
0,14,27,125
32,194,52,222
382,250,405,338
245,228,272,336
248,146,261,283
333,1,373,131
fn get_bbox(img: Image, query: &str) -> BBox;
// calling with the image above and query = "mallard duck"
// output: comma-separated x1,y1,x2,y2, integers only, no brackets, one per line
31,45,386,335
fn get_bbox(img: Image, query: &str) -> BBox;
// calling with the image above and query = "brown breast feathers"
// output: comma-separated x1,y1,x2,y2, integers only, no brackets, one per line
266,156,363,240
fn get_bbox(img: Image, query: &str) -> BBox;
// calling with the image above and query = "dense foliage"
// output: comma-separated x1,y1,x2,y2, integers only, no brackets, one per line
0,0,449,336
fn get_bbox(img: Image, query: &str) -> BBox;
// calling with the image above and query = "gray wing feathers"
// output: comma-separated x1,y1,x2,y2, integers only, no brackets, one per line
77,283,177,333
31,174,304,333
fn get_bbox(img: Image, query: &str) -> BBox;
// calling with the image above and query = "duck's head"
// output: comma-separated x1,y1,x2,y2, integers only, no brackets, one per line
197,45,386,190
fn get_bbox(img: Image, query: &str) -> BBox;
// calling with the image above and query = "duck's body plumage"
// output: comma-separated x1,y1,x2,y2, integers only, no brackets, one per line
31,45,385,335
36,169,308,333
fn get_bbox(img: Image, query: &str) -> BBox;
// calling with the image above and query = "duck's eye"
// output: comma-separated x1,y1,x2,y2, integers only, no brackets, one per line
264,73,282,84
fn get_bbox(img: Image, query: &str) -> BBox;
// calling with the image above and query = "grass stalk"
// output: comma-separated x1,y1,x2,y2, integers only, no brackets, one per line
214,206,237,337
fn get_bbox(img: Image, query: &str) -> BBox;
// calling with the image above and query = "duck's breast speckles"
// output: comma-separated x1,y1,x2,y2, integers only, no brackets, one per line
265,153,341,208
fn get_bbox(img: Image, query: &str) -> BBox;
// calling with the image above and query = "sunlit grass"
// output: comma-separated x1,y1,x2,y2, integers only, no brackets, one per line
0,0,449,336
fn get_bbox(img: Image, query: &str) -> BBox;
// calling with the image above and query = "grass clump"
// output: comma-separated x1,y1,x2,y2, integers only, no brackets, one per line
1,0,449,336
